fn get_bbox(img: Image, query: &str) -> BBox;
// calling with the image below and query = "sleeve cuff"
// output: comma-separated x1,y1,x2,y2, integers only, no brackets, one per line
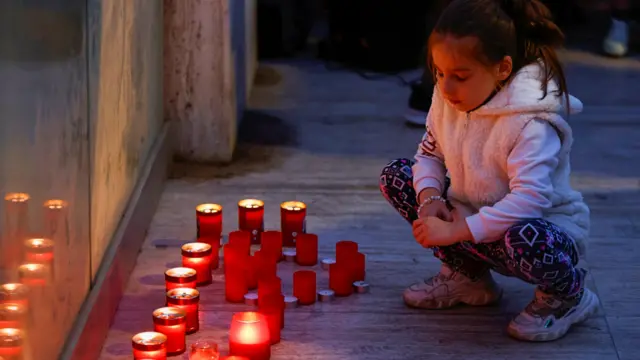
465,214,488,244
413,177,443,197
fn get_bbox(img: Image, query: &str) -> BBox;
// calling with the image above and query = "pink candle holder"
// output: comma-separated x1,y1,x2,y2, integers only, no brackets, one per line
280,201,306,247
152,307,187,356
166,288,200,334
18,263,50,287
43,199,68,238
24,238,55,266
237,199,265,245
196,204,223,239
228,312,270,360
2,193,29,270
165,267,197,291
0,284,28,307
181,243,213,286
0,329,22,358
132,331,167,359
0,303,26,329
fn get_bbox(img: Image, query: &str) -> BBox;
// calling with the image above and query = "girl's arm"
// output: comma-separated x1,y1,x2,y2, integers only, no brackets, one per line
412,109,447,200
464,119,561,243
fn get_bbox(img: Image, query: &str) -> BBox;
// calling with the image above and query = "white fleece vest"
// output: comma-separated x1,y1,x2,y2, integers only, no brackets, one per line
430,63,590,256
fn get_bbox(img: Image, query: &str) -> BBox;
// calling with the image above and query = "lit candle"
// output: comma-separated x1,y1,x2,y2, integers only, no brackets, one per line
152,307,187,356
0,303,26,329
166,288,200,334
131,331,167,360
228,312,270,360
228,230,252,255
43,199,67,238
164,267,197,291
329,263,353,297
259,231,282,262
18,263,50,287
280,201,306,247
2,193,29,269
293,270,316,305
294,233,318,266
24,238,55,265
237,199,265,245
196,203,223,239
0,284,28,307
182,243,213,286
0,329,22,358
189,340,219,360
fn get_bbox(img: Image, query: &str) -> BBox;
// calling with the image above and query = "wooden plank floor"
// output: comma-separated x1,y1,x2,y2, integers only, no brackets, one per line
99,53,640,360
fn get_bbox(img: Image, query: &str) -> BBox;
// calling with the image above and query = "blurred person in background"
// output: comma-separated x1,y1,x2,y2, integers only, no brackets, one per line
603,0,633,57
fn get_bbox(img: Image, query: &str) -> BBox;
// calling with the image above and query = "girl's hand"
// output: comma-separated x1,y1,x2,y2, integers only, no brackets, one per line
412,209,473,248
418,201,452,222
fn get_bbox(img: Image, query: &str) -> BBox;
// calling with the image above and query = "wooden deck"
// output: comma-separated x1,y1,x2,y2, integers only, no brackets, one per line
99,54,640,360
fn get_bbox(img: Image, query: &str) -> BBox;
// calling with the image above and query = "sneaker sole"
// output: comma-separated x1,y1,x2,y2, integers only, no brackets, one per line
507,289,599,342
405,288,503,310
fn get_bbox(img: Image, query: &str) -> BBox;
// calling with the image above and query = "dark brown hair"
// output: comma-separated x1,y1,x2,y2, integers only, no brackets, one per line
428,0,569,106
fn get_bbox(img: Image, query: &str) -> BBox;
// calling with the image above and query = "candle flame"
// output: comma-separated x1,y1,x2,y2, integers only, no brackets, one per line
44,199,66,209
281,201,306,211
152,307,186,320
238,199,264,209
196,203,222,214
25,238,54,248
4,193,29,203
182,242,211,253
165,267,196,277
132,331,166,345
167,288,199,300
0,328,22,343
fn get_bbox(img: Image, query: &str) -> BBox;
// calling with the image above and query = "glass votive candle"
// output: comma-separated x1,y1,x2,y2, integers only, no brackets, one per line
2,193,29,269
131,331,167,360
18,263,50,287
165,267,197,291
24,238,55,265
166,288,200,334
260,231,282,262
335,240,359,264
228,230,252,256
182,243,213,286
237,199,265,245
0,303,27,329
329,263,353,297
257,294,283,344
196,203,223,239
0,329,22,358
189,340,219,360
280,201,307,247
43,199,67,237
0,284,28,307
293,270,316,305
228,312,270,360
152,307,187,356
295,233,318,266
351,252,366,282
253,251,277,283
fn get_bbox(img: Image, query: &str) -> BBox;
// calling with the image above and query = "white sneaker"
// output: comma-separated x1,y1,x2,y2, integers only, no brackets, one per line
603,18,629,57
507,287,599,342
403,265,502,309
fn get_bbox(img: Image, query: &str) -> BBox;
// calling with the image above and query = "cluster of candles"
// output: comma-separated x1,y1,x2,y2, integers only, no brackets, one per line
0,193,64,359
132,199,368,360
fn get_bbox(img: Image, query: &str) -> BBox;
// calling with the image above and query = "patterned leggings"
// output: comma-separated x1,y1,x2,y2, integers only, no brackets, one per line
380,158,585,297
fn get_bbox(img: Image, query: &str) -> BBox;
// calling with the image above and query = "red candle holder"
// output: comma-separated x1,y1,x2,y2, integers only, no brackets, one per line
2,193,29,271
24,238,55,266
196,203,223,239
280,201,306,247
182,243,213,286
293,270,316,305
260,231,283,262
0,284,28,307
237,199,265,245
43,199,67,238
336,240,359,264
294,233,318,266
225,262,248,303
257,294,283,344
224,243,249,273
253,251,277,283
329,263,353,297
228,312,270,360
0,303,26,329
165,267,197,291
257,276,282,302
152,307,187,356
352,252,366,282
132,331,167,360
189,340,219,360
229,230,252,255
0,329,22,359
246,255,258,290
221,357,250,360
18,263,50,287
166,288,200,334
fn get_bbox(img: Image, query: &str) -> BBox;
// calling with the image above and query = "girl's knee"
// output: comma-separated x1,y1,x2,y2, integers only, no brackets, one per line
380,158,414,189
503,219,549,250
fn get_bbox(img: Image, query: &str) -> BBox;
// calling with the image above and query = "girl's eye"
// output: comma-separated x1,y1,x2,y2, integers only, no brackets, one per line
455,75,468,82
435,72,444,78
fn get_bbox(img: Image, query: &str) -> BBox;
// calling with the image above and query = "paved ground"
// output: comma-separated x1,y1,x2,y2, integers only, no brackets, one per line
99,49,640,359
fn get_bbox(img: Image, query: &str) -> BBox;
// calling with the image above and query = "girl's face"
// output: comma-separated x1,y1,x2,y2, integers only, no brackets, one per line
430,35,512,112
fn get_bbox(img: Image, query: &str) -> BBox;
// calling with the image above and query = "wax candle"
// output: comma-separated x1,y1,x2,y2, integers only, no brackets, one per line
24,238,55,265
294,233,318,266
165,267,198,291
329,263,353,297
335,240,359,264
18,263,50,287
0,284,28,307
228,312,270,360
189,340,219,360
166,288,200,334
225,263,248,303
237,199,265,245
43,199,67,238
260,231,283,262
0,328,22,358
293,270,316,305
229,230,252,255
182,243,213,286
196,203,223,239
2,193,29,270
132,331,167,360
258,294,283,344
152,307,187,355
280,201,306,247
0,303,26,329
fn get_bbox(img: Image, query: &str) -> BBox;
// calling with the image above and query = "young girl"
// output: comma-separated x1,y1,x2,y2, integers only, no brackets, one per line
380,0,597,342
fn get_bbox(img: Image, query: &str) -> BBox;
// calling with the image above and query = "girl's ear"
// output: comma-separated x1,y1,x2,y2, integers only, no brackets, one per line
496,56,513,81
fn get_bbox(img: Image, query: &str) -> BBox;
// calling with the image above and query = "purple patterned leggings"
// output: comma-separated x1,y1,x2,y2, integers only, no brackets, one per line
380,158,585,296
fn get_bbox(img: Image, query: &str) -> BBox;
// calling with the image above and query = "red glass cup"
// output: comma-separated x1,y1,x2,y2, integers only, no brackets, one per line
237,199,265,245
0,329,23,359
228,312,270,360
280,201,307,247
18,263,50,287
229,230,252,255
295,233,318,266
329,263,353,297
246,255,259,290
352,252,366,282
131,331,167,360
253,250,277,282
152,307,187,356
222,356,251,360
336,240,359,264
166,288,200,334
198,236,221,270
182,242,213,286
43,199,67,238
24,238,54,266
196,203,223,239
293,270,316,305
2,193,29,270
224,243,249,272
258,294,283,344
225,263,248,303
257,276,282,302
165,267,197,291
0,303,26,329
260,231,283,262
0,284,29,307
